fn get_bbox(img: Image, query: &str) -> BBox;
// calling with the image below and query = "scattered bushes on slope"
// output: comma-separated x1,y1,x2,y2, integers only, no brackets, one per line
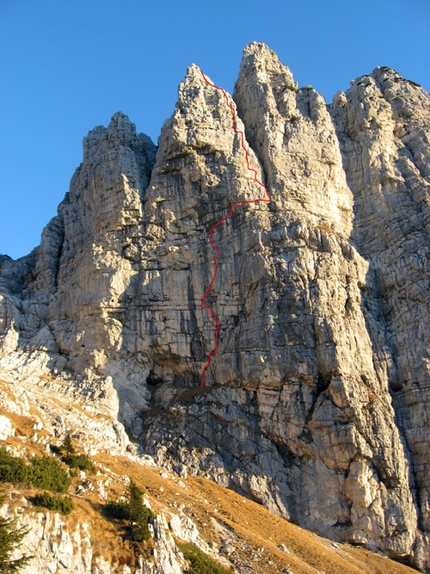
128,480,155,542
52,434,97,475
175,540,234,574
105,499,130,520
61,453,96,474
0,448,71,493
0,450,29,485
60,434,75,455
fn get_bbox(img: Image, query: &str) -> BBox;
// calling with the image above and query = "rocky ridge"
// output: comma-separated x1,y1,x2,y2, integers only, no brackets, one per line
0,43,429,571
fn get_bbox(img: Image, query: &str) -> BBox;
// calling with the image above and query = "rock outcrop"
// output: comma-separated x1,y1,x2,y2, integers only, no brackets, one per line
0,42,429,571
0,503,191,574
1,366,418,574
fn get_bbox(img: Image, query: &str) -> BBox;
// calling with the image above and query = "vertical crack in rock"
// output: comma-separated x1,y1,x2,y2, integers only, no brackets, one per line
137,63,270,389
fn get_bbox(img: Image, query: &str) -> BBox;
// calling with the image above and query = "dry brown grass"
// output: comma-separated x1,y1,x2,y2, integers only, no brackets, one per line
316,224,333,235
97,455,417,574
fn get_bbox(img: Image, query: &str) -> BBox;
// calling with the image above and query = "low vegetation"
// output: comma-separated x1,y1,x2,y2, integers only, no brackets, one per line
0,450,28,485
105,478,155,542
61,452,96,474
0,491,32,572
175,540,234,574
0,436,96,521
105,499,129,520
32,492,74,515
0,448,71,493
28,455,71,492
53,434,97,474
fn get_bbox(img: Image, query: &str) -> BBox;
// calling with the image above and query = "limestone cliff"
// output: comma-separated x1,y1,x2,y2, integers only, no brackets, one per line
0,43,429,571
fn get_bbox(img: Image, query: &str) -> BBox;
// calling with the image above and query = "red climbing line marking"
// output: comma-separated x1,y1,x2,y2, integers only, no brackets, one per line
199,70,271,387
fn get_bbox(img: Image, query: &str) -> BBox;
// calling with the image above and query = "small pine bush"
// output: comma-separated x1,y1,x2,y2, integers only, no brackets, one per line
0,491,32,571
32,492,74,515
176,540,234,574
105,479,156,542
128,480,156,542
105,499,130,520
29,455,71,493
0,449,30,485
0,449,71,493
61,434,75,455
62,453,96,474
55,435,96,474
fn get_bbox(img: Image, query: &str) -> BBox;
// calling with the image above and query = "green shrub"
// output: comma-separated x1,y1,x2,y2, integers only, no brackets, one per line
61,434,75,455
29,455,71,493
54,435,96,474
105,499,130,520
0,449,30,485
128,480,154,542
62,453,96,474
175,540,234,574
0,449,71,494
105,479,156,542
32,492,74,515
0,491,32,571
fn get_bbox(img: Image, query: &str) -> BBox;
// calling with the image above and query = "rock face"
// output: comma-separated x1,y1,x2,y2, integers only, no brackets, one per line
0,43,429,570
0,495,189,574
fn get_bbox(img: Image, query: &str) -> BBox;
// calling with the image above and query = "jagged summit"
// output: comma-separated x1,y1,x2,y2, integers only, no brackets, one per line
0,44,429,572
183,62,205,82
81,111,157,181
238,42,298,91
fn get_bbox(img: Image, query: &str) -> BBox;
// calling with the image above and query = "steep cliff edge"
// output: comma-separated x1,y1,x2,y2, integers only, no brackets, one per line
0,43,429,571
331,67,430,558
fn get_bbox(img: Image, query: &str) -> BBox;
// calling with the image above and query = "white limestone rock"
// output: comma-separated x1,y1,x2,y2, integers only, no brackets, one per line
0,42,428,571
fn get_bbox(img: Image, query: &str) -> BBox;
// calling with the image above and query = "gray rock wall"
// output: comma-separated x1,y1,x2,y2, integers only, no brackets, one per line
0,42,428,570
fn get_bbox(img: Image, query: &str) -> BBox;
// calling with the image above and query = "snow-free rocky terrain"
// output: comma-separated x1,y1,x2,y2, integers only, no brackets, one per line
1,42,429,572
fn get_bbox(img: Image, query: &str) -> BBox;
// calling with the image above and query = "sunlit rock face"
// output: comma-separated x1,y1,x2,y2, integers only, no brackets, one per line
1,42,429,571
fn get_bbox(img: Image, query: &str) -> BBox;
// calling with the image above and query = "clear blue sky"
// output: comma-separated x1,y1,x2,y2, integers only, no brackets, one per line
1,0,429,259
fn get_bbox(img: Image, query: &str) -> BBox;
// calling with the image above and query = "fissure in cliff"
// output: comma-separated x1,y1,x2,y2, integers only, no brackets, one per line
199,70,271,387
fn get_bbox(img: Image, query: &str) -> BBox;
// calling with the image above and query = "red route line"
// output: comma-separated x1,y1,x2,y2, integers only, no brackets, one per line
199,70,271,387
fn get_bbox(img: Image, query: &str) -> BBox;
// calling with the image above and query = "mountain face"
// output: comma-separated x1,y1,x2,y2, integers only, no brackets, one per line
1,42,429,571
